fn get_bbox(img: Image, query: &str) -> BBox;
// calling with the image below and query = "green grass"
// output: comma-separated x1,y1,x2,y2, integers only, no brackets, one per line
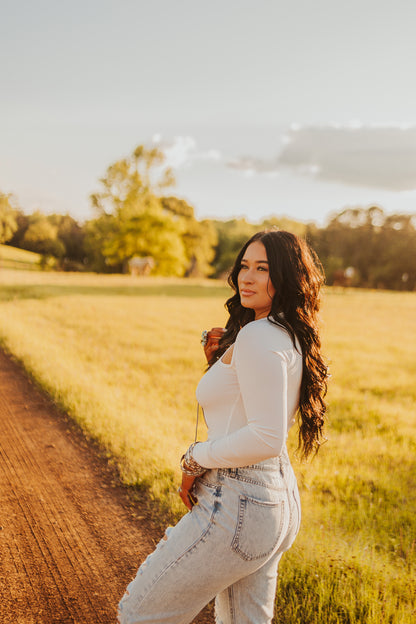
0,270,414,623
0,243,42,270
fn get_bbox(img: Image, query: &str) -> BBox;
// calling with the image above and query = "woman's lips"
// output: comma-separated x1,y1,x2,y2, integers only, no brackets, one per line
240,289,256,296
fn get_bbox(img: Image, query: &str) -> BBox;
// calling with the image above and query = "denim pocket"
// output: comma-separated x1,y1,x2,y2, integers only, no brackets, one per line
231,495,286,561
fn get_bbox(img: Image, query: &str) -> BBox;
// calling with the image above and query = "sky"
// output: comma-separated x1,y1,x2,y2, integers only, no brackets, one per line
1,0,416,225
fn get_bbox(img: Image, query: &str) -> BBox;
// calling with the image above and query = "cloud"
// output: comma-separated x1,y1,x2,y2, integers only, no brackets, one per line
228,124,416,191
152,135,222,169
228,155,280,176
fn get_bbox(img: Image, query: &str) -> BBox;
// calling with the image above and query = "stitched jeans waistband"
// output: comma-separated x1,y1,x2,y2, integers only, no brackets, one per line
217,449,294,481
218,447,292,479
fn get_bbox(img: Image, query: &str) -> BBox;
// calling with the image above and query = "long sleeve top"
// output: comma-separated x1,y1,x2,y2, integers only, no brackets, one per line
192,317,302,469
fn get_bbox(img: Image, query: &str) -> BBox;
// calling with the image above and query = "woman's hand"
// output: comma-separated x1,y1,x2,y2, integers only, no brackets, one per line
178,473,199,511
203,327,226,363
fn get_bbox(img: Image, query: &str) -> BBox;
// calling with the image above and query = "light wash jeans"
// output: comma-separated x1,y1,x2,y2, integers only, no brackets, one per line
118,447,301,624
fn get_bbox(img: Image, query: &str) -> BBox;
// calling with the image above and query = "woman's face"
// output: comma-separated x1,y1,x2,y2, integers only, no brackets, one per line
238,241,276,320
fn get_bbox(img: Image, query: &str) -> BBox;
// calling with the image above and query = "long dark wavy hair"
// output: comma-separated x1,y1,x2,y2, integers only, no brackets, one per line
210,229,328,460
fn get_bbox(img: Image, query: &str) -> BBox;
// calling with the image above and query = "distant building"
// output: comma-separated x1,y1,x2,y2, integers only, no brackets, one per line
332,266,355,287
127,256,155,276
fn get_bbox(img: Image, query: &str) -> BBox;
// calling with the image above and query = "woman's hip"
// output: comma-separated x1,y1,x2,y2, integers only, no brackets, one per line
198,448,298,495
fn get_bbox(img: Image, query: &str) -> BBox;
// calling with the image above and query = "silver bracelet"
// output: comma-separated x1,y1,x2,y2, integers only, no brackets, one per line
180,442,206,476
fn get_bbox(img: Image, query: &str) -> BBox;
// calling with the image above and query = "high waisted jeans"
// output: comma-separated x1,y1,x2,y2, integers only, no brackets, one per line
118,448,301,624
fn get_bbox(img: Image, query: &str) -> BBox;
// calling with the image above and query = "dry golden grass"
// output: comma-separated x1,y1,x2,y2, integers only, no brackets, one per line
0,270,414,622
0,243,41,270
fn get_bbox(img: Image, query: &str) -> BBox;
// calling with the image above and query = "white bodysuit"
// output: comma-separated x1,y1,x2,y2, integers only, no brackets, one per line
193,317,303,469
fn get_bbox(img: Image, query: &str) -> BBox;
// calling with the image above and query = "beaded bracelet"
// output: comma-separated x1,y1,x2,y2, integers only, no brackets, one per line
180,442,206,476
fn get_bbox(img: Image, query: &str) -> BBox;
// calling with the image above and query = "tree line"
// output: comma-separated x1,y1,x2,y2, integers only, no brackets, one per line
1,145,415,290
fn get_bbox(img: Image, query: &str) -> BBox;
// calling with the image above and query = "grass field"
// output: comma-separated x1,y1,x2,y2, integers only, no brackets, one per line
0,243,42,271
0,269,414,623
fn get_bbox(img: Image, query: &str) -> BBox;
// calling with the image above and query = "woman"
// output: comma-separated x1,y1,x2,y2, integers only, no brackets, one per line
118,230,328,624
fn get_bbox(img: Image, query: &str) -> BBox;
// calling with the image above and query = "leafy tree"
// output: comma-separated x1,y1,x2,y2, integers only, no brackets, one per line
261,216,308,237
99,198,188,275
211,217,310,278
21,212,65,258
211,219,259,277
48,214,86,267
88,145,189,275
374,213,416,290
86,193,188,276
90,145,174,217
83,214,116,272
161,196,195,220
309,206,416,290
9,210,86,269
8,211,30,248
0,192,18,243
183,219,217,277
161,197,217,276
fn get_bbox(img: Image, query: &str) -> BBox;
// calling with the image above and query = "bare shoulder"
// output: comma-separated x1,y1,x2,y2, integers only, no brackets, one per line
221,344,234,364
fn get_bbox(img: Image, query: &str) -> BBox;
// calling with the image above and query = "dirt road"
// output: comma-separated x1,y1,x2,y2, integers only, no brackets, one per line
0,349,213,624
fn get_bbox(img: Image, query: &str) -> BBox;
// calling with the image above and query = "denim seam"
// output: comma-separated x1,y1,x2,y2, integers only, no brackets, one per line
198,477,220,489
292,488,301,536
228,584,236,624
225,473,286,490
222,465,270,472
134,487,222,610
